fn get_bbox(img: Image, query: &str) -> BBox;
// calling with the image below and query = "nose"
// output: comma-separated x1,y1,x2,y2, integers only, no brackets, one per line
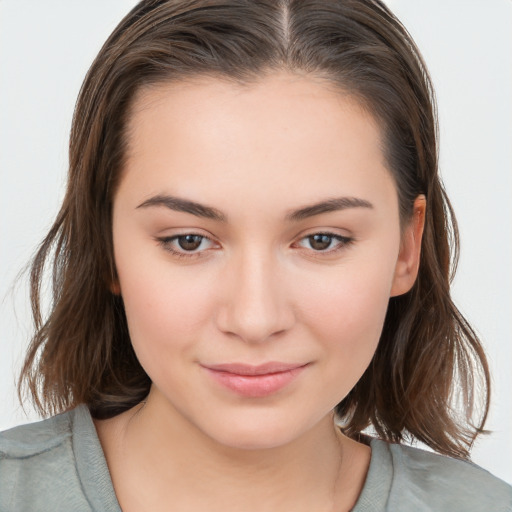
215,248,295,344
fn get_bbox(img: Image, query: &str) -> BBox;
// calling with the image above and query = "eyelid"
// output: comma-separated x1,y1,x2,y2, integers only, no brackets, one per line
154,228,354,260
293,230,355,254
155,232,220,259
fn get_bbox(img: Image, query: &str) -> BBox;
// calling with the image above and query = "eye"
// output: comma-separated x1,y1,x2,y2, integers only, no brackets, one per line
156,234,217,257
297,233,353,252
175,234,206,251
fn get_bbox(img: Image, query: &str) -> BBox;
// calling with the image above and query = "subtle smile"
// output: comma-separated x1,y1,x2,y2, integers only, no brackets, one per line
201,362,310,398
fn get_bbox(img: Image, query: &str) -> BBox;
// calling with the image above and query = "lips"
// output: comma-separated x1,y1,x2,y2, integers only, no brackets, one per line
201,362,309,398
204,362,307,375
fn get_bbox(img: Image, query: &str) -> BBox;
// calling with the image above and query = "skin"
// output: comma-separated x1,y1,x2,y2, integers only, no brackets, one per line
95,72,425,512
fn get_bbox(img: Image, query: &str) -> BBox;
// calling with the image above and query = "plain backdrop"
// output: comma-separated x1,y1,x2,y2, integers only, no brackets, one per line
1,0,511,485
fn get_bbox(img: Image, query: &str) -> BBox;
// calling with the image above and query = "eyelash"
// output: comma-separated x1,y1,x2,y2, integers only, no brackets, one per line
294,233,354,254
155,232,354,260
156,234,216,260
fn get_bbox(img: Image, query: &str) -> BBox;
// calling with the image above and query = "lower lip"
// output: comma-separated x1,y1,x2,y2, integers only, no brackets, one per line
203,366,307,398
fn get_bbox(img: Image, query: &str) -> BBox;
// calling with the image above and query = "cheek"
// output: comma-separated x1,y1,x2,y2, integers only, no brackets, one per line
304,277,389,350
115,249,217,367
302,251,395,328
295,255,396,391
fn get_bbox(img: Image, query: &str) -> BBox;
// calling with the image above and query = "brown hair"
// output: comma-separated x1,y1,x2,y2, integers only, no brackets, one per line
19,0,490,459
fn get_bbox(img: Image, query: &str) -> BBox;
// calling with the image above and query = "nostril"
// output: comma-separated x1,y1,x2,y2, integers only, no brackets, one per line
214,296,295,344
213,255,296,343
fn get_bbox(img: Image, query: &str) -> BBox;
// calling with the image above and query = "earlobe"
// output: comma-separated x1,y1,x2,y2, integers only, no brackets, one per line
390,195,426,297
110,280,121,295
108,268,121,296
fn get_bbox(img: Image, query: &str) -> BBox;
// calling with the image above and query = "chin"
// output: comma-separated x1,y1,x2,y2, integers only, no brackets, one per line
197,408,318,452
211,426,296,451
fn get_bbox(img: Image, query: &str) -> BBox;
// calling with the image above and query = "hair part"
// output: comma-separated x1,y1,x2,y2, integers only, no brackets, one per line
19,0,490,459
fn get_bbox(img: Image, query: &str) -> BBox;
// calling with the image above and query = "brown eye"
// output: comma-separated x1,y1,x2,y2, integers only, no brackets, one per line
296,232,354,253
308,234,334,251
156,233,217,257
177,235,204,251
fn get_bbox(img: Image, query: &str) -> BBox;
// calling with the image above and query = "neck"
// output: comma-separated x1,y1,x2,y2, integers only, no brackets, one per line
96,387,370,512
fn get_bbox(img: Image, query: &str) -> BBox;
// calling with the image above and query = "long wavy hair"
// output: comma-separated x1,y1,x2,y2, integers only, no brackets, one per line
19,0,489,459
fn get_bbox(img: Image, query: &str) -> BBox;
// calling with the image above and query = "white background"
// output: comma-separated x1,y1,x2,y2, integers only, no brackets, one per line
1,1,511,484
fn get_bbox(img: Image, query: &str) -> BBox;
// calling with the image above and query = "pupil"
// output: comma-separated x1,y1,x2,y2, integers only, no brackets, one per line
178,235,202,251
310,234,332,251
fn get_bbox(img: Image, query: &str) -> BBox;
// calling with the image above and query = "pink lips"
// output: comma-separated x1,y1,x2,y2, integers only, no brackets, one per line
202,362,308,398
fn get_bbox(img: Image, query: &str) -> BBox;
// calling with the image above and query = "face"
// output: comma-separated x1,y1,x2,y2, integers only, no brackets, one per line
112,72,422,450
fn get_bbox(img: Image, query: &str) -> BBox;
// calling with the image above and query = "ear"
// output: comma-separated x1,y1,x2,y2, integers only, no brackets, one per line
108,267,121,296
110,280,121,295
390,195,426,297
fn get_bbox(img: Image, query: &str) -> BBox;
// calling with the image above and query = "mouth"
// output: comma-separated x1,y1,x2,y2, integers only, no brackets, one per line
201,362,310,398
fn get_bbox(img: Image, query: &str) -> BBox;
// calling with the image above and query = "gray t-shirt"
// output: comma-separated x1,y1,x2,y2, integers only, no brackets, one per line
1,405,511,511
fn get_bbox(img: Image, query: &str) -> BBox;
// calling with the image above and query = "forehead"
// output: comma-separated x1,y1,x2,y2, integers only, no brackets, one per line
119,72,396,215
127,72,382,157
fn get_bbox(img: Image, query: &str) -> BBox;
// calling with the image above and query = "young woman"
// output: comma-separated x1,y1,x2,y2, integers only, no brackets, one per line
1,1,511,510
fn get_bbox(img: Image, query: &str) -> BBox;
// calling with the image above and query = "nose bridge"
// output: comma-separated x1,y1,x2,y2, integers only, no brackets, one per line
216,244,294,343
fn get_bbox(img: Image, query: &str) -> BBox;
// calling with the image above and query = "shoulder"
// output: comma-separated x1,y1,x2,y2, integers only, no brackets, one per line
374,439,512,512
0,408,73,458
0,405,118,511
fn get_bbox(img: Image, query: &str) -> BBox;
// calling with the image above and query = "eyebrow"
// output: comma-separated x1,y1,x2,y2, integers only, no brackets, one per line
137,195,227,221
285,196,373,221
136,194,373,222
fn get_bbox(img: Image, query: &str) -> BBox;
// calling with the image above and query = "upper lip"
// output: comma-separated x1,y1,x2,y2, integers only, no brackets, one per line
202,362,309,376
